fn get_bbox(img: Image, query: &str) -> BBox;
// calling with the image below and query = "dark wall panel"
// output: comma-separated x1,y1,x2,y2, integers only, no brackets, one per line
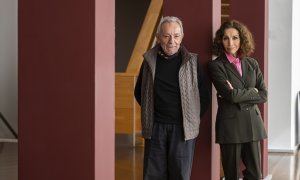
19,0,115,179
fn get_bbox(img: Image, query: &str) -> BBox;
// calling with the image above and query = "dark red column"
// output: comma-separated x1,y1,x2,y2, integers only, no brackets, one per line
18,0,114,179
230,0,269,178
163,1,221,179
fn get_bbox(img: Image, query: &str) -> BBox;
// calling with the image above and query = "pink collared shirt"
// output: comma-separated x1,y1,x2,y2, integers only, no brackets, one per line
225,52,242,76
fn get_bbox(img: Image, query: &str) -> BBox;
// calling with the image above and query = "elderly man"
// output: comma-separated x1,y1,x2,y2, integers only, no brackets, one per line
134,16,210,180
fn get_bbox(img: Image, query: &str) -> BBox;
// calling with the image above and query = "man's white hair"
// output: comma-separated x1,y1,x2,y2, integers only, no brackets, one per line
156,16,184,36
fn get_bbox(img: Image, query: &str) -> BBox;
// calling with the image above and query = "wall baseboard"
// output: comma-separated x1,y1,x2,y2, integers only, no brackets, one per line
268,148,295,153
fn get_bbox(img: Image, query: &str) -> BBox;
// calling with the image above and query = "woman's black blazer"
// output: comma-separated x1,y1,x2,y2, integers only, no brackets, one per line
208,54,268,144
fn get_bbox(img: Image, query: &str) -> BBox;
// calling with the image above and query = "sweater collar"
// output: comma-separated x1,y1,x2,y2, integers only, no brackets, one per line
158,46,180,59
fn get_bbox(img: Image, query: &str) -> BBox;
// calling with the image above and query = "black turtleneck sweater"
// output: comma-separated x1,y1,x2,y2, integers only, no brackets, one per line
154,52,183,124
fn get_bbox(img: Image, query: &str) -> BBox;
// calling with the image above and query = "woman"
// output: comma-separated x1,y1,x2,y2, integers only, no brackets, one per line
208,20,267,180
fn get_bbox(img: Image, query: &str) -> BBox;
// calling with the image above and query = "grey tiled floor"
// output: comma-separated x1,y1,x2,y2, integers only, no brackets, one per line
0,142,17,180
0,142,299,180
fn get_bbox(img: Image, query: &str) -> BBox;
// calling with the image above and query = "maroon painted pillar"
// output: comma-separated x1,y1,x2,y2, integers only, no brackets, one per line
164,1,221,179
230,0,269,178
18,0,115,180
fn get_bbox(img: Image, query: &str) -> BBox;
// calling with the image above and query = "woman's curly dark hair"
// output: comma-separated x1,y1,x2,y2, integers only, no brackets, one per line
212,20,255,57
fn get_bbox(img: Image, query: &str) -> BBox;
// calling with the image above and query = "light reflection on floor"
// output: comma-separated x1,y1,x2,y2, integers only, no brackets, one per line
115,144,300,180
0,142,299,180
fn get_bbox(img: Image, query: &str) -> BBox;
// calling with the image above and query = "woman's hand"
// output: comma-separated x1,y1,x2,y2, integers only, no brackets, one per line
226,80,234,90
226,80,259,93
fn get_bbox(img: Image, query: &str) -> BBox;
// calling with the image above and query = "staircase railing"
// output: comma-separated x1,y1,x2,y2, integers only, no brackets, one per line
0,112,18,142
126,0,163,74
115,0,163,146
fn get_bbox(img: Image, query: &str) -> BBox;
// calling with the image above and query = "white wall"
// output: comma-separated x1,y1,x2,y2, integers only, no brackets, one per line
0,0,18,137
268,0,299,151
292,0,300,146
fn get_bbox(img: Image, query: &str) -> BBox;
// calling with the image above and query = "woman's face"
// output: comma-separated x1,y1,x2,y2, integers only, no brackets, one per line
222,28,240,57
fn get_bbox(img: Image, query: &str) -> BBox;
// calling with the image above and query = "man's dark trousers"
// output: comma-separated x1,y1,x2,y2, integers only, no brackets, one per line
143,122,196,180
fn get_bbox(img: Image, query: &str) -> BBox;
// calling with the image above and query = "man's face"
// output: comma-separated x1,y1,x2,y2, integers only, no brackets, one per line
157,22,183,56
